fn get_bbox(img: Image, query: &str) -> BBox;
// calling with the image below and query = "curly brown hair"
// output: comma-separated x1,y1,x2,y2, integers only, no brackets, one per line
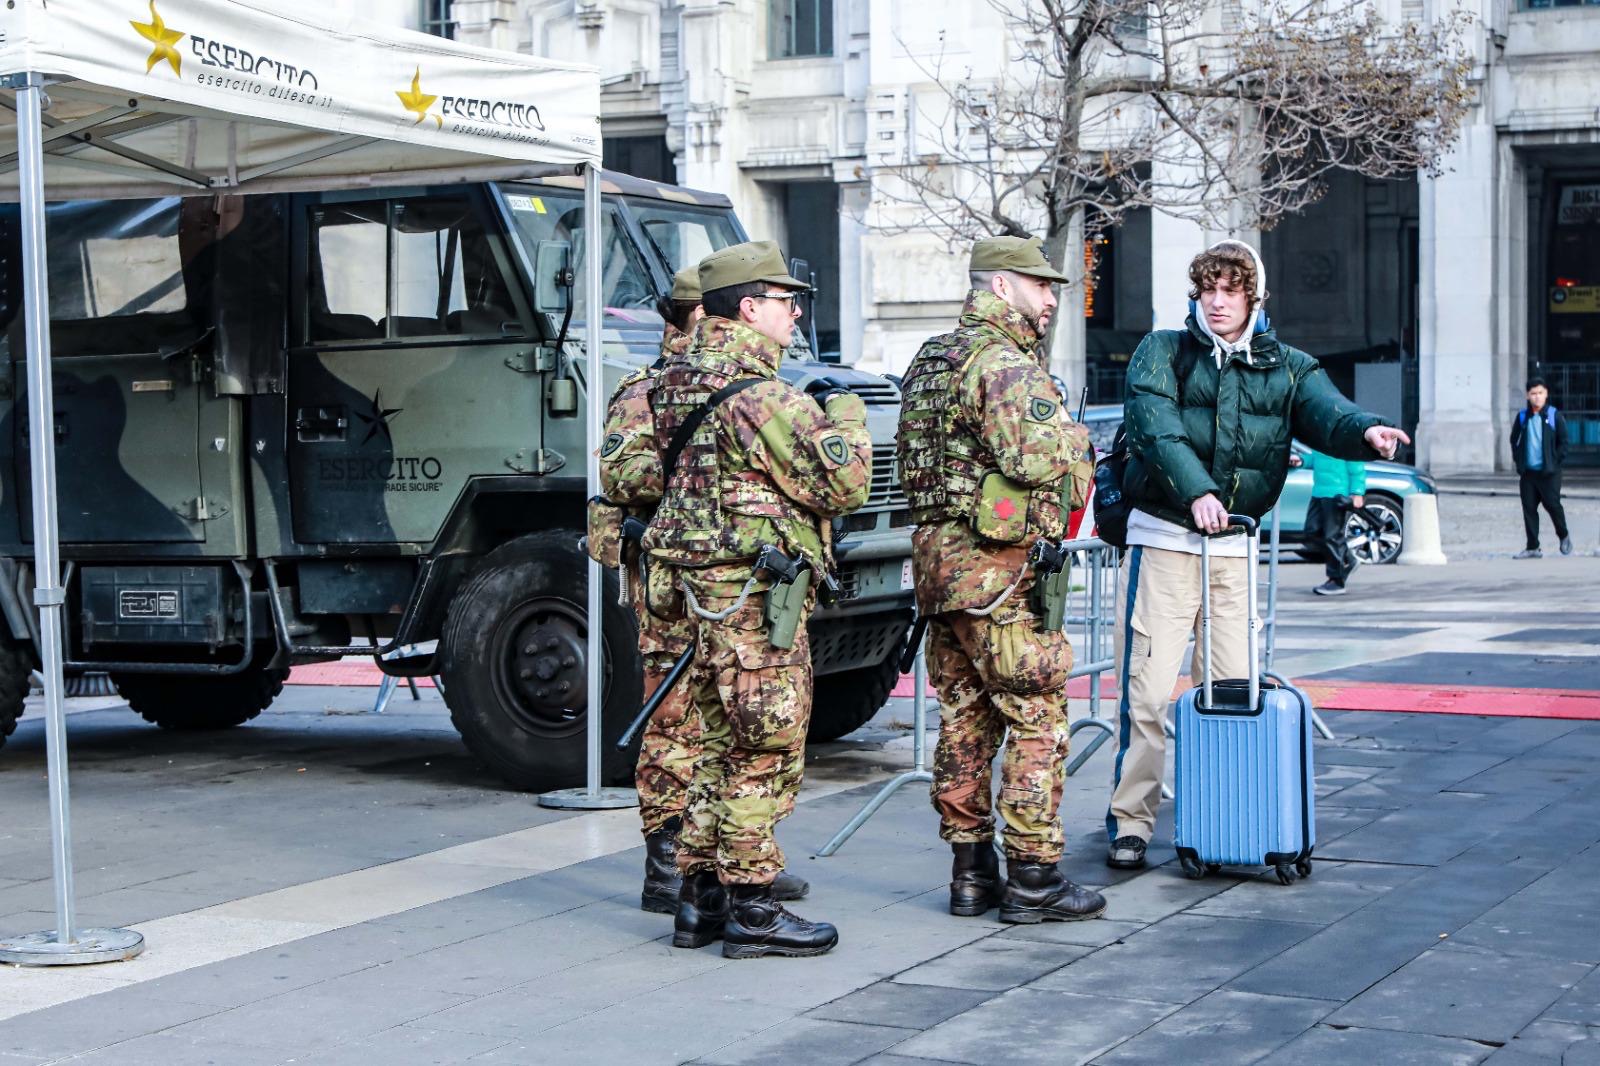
1188,245,1265,310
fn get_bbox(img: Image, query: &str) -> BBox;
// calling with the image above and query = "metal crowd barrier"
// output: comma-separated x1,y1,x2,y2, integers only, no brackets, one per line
819,537,1120,856
818,520,1332,855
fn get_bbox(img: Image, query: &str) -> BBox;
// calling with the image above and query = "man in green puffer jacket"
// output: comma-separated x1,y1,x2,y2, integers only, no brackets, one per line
1299,450,1368,596
1104,239,1411,871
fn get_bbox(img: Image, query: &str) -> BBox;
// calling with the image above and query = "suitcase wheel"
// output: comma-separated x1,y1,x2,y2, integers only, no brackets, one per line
1274,863,1297,886
1179,854,1206,880
1295,858,1313,880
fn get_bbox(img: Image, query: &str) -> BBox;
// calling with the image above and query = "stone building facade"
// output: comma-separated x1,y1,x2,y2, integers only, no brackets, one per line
420,0,1600,473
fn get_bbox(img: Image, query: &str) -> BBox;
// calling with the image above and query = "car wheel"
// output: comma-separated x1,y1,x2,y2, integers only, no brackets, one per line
1345,495,1404,565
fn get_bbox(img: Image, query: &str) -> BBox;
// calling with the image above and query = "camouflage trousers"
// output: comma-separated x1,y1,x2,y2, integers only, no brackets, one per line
928,604,1073,863
676,596,812,885
630,583,697,837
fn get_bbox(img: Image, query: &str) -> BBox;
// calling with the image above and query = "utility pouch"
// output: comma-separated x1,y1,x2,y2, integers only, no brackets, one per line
763,569,812,650
644,560,685,621
585,496,625,568
972,471,1029,544
1030,560,1071,633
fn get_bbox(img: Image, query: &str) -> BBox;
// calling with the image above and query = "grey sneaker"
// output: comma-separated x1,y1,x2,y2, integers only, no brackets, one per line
1514,549,1542,559
1312,581,1347,596
1560,536,1573,556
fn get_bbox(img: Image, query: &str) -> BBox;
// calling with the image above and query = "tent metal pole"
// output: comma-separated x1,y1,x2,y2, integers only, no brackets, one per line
0,72,143,967
538,161,636,812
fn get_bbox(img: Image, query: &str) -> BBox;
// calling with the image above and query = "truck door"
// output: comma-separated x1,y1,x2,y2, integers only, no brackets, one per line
287,190,537,545
6,197,210,544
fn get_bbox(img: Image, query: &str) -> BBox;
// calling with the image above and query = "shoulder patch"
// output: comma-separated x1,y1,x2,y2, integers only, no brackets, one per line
818,434,851,468
599,431,626,459
1027,397,1058,423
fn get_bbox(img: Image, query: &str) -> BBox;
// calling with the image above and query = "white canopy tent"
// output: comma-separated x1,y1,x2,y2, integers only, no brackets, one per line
0,0,622,964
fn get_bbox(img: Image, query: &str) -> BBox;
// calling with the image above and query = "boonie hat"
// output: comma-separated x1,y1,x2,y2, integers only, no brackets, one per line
698,240,809,294
670,265,702,302
969,235,1070,283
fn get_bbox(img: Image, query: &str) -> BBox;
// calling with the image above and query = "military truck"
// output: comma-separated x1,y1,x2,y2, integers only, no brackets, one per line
0,169,915,790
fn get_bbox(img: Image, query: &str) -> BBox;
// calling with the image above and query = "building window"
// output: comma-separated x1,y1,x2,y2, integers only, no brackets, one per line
1523,0,1600,8
420,0,454,39
770,0,833,58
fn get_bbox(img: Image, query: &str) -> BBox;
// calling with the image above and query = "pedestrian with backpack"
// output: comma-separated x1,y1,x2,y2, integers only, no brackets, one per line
1103,240,1407,871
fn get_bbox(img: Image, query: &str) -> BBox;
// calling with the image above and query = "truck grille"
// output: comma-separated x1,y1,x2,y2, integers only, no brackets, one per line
865,444,907,511
845,380,901,406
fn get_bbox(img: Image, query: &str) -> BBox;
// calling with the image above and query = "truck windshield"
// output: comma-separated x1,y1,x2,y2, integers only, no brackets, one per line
624,201,742,275
496,184,661,326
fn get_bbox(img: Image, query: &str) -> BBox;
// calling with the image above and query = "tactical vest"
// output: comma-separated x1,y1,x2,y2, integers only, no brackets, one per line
643,357,819,568
896,330,1067,542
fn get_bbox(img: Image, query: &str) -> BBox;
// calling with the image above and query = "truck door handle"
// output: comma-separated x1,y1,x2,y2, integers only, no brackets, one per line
294,406,347,442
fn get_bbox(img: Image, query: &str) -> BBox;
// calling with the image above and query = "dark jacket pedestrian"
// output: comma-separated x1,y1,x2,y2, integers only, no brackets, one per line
1301,450,1367,595
1510,378,1570,557
1105,239,1407,873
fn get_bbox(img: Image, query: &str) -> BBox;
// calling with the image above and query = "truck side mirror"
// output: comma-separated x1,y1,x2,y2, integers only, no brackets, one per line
533,240,573,315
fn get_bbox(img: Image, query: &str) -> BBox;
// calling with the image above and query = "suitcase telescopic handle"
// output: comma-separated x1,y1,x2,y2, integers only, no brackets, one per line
1199,514,1261,711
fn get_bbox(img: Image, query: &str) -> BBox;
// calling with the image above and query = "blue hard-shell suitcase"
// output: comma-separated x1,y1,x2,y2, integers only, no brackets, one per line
1173,515,1315,885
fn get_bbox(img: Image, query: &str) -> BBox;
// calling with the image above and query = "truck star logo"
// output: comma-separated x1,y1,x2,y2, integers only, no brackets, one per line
357,389,403,445
131,1,185,77
397,68,442,128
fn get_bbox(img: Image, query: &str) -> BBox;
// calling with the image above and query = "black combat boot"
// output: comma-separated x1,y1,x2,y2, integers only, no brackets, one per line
999,862,1107,924
672,869,728,949
721,883,839,960
640,816,683,915
949,842,1003,917
772,869,810,902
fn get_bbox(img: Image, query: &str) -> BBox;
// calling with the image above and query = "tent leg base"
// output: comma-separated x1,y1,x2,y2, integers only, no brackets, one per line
0,927,144,966
537,787,638,810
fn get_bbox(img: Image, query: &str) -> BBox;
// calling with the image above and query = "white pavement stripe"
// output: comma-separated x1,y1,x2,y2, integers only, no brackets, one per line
0,775,869,1022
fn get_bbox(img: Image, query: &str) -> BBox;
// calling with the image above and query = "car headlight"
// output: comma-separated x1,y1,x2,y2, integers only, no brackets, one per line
1418,473,1438,494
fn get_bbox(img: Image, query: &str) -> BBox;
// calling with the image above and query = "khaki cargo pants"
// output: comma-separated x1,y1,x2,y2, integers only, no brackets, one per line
1105,544,1250,844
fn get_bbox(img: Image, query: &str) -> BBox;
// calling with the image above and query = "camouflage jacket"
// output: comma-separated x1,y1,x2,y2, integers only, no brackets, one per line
597,323,695,510
642,317,872,599
899,289,1092,616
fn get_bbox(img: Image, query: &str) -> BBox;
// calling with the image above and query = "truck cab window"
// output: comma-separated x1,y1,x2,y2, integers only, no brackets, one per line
307,197,518,344
497,186,661,324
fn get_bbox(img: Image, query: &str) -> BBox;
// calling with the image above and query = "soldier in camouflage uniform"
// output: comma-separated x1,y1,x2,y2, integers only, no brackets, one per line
896,236,1105,924
595,266,811,915
643,241,870,959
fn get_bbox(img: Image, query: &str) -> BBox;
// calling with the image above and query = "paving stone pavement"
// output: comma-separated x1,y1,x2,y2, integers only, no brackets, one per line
0,557,1596,1064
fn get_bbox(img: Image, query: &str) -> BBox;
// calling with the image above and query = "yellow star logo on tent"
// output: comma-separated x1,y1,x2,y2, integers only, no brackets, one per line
397,68,442,128
131,0,184,78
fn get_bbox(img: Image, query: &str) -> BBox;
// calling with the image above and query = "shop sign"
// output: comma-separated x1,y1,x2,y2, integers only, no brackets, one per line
1557,185,1600,225
1550,285,1600,313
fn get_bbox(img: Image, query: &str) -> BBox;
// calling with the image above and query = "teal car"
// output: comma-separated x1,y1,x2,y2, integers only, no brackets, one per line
1081,405,1437,564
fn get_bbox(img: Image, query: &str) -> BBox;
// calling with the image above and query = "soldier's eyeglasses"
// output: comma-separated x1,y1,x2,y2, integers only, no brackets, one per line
749,293,800,305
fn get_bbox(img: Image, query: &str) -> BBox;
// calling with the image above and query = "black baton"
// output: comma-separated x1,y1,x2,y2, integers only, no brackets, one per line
614,644,695,751
898,615,929,674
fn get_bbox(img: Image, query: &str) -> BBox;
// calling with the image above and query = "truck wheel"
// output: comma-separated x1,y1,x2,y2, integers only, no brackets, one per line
0,636,30,751
808,643,904,743
441,531,643,791
113,662,287,730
